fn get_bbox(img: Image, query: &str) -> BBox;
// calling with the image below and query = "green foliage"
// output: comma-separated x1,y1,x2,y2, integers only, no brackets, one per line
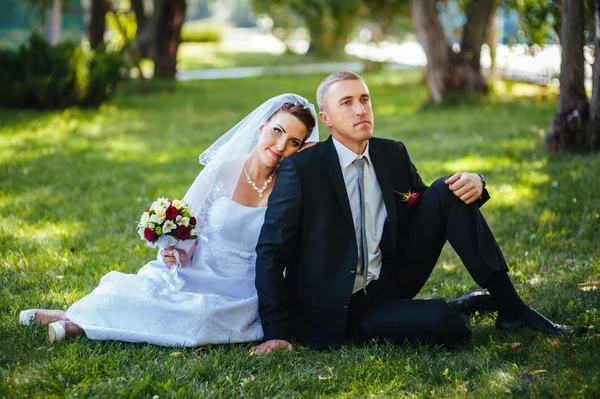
180,20,224,43
176,42,362,71
1,71,599,397
252,0,366,56
0,33,126,109
502,0,596,46
360,0,412,42
502,0,561,45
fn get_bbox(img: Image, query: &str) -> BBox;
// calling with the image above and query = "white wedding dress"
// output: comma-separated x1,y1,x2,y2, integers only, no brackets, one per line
66,197,265,347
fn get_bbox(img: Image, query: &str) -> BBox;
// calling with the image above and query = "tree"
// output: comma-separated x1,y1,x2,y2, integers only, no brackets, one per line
252,0,364,57
410,0,498,104
89,0,111,48
153,0,187,78
545,0,596,153
131,0,151,56
590,0,600,150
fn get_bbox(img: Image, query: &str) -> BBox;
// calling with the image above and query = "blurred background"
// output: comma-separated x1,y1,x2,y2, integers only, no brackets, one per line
0,0,598,151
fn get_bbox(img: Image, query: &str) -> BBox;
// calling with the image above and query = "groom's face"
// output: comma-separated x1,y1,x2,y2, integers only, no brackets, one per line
320,79,374,149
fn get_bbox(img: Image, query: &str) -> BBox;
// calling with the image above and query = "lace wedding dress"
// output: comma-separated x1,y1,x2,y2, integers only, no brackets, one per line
66,197,265,347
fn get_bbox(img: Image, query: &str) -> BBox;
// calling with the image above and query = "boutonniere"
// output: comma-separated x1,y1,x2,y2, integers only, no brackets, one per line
394,190,421,209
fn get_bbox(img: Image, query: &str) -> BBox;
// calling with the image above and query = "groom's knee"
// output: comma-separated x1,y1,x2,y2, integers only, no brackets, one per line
429,176,470,207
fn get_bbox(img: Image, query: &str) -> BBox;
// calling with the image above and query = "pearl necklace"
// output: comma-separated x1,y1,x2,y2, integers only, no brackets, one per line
243,165,275,197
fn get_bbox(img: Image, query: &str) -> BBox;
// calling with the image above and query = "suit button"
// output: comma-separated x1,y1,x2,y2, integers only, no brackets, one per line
343,303,349,309
350,268,356,274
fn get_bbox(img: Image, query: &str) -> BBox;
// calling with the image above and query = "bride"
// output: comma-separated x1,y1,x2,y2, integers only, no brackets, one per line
20,93,319,346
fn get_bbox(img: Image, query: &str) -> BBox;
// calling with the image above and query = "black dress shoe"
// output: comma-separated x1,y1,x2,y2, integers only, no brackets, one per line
496,307,588,336
447,289,497,315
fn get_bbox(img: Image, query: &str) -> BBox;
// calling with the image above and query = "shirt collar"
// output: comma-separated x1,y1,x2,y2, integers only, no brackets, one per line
332,136,371,170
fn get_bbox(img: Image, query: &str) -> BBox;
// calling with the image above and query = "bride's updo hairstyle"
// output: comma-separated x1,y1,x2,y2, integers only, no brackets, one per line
266,102,316,142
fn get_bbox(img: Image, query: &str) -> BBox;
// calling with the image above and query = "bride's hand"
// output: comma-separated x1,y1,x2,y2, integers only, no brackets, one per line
298,141,317,152
161,246,189,268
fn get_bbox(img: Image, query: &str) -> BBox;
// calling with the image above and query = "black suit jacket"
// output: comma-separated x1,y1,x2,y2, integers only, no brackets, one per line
255,136,488,348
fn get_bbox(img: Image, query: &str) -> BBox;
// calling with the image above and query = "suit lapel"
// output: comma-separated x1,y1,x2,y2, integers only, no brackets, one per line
369,139,397,236
325,137,355,230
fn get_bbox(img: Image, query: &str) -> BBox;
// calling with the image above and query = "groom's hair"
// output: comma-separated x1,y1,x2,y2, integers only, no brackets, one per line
317,71,365,112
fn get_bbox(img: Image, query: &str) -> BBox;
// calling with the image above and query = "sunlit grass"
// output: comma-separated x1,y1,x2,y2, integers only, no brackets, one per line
136,42,365,75
1,70,599,398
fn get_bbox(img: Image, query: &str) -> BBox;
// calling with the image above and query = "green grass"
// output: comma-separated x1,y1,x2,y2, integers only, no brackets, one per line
1,70,599,398
138,43,364,75
178,43,363,70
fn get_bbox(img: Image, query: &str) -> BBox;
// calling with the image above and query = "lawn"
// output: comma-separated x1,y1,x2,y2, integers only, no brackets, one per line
1,70,599,398
137,43,364,77
177,43,363,70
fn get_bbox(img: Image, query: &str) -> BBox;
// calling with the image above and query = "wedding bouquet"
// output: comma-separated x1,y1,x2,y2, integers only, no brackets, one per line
137,197,199,292
137,197,198,248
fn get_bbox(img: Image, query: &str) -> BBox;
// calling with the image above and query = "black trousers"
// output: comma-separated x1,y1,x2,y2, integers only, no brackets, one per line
346,177,508,345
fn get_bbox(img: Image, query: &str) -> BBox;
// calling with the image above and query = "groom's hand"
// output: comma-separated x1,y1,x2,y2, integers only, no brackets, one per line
445,172,484,204
249,340,293,355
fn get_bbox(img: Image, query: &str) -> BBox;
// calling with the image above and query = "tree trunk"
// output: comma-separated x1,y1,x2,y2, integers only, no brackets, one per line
410,0,454,104
590,0,600,150
153,0,186,79
410,0,494,104
486,5,499,80
461,0,497,73
546,0,591,153
132,0,151,57
303,2,354,57
89,0,110,48
45,0,62,45
306,18,335,57
331,12,355,56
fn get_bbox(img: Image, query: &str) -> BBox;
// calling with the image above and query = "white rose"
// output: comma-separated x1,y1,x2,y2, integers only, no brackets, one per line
149,214,162,224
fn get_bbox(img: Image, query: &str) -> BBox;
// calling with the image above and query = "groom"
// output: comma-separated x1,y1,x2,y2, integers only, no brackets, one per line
252,71,587,353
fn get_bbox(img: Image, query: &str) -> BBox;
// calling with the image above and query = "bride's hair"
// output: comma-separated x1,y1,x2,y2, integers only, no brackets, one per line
268,102,316,140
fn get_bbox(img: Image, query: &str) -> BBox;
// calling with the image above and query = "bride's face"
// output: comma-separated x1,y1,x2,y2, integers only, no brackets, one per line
257,111,309,167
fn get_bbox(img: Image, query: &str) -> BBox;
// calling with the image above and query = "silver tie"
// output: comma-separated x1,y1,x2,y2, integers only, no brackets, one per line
353,157,369,293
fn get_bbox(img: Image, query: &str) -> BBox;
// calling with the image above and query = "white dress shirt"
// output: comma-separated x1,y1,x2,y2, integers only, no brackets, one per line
332,137,388,294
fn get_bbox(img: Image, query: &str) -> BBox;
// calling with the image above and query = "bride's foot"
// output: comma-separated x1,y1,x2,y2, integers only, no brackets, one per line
48,320,84,343
20,309,67,325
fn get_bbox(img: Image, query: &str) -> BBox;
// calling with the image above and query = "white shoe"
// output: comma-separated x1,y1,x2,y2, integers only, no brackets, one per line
19,309,65,325
19,309,40,325
48,321,66,343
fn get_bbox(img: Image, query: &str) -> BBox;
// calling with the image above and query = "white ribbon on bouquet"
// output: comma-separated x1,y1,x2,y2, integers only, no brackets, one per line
149,235,190,293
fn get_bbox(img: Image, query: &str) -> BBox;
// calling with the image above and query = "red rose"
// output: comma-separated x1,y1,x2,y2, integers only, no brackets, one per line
406,192,421,208
144,227,157,242
175,225,191,240
165,205,179,221
189,217,197,227
395,190,422,209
